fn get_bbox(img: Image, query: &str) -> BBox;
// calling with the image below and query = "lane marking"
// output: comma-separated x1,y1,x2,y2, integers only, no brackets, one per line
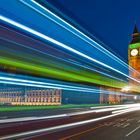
20,125,105,140
59,124,105,140
127,119,133,122
126,125,140,137
123,123,130,128
90,104,135,109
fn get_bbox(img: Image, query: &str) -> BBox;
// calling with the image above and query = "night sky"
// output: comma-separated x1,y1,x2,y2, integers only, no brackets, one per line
48,0,140,62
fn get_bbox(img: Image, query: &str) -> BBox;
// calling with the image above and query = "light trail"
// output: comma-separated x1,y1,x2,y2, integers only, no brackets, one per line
0,73,130,95
0,34,125,82
21,0,129,71
0,71,101,93
0,79,99,93
0,77,132,96
68,59,126,82
20,0,140,77
0,55,126,88
0,26,128,88
90,104,138,109
0,15,140,86
112,106,140,114
0,103,139,124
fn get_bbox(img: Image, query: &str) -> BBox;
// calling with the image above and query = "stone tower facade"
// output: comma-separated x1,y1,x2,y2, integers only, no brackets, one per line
128,24,140,84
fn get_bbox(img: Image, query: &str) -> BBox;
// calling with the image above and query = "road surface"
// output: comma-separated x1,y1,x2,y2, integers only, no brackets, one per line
0,104,140,140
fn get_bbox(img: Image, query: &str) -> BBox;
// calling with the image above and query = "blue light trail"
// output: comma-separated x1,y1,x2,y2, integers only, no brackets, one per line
1,15,140,86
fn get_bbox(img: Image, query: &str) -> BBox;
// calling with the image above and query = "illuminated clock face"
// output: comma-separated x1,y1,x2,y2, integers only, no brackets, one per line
131,49,138,56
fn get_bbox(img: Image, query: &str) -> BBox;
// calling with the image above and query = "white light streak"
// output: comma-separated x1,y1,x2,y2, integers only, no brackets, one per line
23,0,129,70
0,15,140,84
23,0,140,78
0,104,139,124
0,72,100,93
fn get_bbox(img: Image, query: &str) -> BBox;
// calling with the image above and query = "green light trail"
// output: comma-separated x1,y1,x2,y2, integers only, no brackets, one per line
0,56,127,89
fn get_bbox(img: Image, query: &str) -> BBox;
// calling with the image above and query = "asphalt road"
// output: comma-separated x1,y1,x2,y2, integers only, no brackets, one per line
1,104,140,140
21,110,140,140
0,107,94,119
60,111,140,140
0,104,129,119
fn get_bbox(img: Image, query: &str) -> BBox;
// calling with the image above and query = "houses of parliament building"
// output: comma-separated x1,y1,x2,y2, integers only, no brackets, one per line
0,67,61,105
0,85,61,105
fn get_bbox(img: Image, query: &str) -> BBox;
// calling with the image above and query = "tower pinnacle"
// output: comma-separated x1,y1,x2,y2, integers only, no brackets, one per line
133,24,139,33
130,23,140,44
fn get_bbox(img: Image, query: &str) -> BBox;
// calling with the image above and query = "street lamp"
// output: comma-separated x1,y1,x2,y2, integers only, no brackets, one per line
134,96,137,100
121,86,131,92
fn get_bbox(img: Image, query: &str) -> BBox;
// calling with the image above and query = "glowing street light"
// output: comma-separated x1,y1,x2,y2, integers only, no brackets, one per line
134,96,137,100
121,86,131,92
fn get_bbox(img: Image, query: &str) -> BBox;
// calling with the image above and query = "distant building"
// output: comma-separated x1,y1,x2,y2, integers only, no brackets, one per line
100,87,125,104
0,86,61,105
0,61,61,106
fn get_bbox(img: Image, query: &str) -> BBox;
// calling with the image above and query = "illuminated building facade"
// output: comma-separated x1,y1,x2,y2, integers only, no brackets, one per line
0,86,61,105
100,87,125,104
0,63,62,105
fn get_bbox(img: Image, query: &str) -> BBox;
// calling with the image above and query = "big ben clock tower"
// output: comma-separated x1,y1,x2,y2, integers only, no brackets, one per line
128,24,140,82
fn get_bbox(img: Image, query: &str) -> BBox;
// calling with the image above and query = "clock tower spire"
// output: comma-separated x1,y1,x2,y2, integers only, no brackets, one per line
130,24,140,44
128,24,140,82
